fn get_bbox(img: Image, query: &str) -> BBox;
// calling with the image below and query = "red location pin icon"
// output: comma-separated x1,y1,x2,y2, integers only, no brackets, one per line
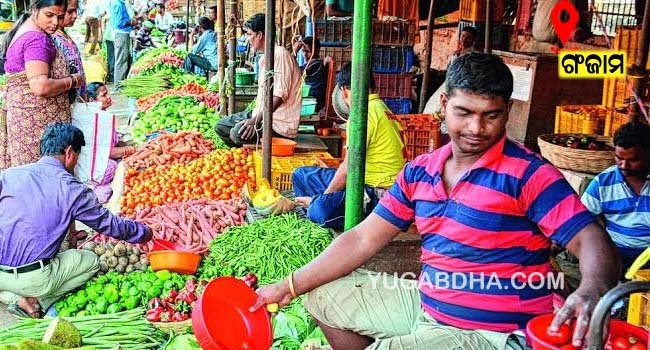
551,0,579,46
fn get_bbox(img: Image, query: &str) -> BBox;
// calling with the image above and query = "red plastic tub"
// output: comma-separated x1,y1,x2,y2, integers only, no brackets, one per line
527,314,648,350
192,277,272,350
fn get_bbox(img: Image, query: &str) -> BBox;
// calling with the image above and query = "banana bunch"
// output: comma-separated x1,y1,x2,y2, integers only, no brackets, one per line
244,180,296,217
252,180,282,207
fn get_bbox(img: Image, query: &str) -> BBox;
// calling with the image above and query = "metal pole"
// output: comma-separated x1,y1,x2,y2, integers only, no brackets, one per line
485,0,492,53
630,0,650,121
344,0,373,230
217,0,226,113
227,0,237,115
185,0,191,51
418,0,435,113
262,0,275,181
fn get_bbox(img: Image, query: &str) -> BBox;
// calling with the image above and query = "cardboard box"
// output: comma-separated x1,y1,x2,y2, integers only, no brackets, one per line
559,168,596,196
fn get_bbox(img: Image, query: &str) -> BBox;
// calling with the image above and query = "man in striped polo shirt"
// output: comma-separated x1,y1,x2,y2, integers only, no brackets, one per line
252,53,620,349
582,121,650,272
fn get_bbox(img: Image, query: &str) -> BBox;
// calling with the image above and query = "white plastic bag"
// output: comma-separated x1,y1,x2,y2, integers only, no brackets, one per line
71,102,116,185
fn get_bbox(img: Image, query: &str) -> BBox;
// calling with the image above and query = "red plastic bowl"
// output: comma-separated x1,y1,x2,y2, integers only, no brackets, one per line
192,277,272,350
527,313,648,350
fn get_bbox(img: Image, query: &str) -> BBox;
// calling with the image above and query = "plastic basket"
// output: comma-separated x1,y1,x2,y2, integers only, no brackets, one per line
371,19,416,46
301,84,311,97
374,73,413,99
395,114,442,160
315,19,353,46
150,319,192,334
384,98,412,114
253,151,333,191
554,105,608,135
372,46,414,73
459,0,505,22
301,98,318,116
628,269,650,328
316,19,415,47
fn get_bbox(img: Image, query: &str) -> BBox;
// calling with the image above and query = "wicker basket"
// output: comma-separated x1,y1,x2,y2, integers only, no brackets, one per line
538,134,615,174
149,319,192,334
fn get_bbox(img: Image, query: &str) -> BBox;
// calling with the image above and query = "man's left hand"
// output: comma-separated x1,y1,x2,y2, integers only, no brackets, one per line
238,116,259,140
549,287,603,348
69,230,88,249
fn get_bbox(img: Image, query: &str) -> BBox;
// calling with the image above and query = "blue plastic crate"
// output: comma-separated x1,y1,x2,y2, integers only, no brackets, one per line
372,47,414,73
384,98,412,114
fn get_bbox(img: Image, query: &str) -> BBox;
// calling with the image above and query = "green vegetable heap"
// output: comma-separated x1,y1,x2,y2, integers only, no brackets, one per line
132,96,222,145
0,309,163,350
55,270,188,317
272,302,328,350
134,47,186,68
199,214,333,285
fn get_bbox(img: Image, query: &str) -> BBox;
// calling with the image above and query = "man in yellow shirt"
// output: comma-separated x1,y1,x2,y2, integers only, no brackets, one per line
293,63,406,230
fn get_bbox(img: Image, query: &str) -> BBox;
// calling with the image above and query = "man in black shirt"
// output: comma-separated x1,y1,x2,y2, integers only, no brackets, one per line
293,36,327,111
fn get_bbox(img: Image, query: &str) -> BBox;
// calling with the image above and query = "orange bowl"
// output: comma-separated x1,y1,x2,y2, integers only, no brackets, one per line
148,250,201,275
270,137,296,156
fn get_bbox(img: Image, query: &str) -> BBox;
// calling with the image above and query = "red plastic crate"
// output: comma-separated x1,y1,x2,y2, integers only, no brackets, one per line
320,46,352,71
394,114,442,160
374,73,413,99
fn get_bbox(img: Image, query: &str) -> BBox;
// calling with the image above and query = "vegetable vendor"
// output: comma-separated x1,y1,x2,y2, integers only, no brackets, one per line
292,36,327,112
0,123,152,319
214,13,302,147
183,17,217,76
135,20,156,53
581,121,650,273
252,53,621,349
292,63,405,230
153,3,173,32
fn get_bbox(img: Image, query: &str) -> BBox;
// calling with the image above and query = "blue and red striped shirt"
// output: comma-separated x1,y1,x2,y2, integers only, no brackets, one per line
374,136,596,333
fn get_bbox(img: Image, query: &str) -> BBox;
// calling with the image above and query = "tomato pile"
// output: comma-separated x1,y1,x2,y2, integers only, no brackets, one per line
532,318,647,350
122,148,255,217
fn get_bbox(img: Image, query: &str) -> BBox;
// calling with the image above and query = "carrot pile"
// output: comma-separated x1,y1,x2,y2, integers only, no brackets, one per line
134,199,247,253
135,83,207,112
131,52,185,75
122,148,255,217
124,131,214,170
198,92,220,109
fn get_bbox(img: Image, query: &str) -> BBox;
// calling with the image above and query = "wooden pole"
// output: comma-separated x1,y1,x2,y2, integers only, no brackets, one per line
185,0,191,51
485,0,492,53
262,0,275,181
418,0,435,113
228,0,237,114
630,0,650,122
217,0,226,113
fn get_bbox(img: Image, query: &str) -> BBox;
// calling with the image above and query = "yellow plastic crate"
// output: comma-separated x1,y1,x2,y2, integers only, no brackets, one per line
627,270,650,328
253,151,333,191
554,105,608,135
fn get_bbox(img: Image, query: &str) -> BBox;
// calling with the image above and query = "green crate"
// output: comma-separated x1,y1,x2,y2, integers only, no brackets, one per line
301,98,317,116
301,84,311,97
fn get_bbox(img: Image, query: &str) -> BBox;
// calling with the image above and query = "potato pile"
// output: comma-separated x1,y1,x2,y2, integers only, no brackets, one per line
83,242,150,274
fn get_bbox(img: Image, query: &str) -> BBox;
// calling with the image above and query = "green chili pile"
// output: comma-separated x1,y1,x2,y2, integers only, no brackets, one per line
198,214,333,284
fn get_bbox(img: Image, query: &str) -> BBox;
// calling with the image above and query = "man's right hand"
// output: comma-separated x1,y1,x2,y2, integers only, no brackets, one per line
249,279,294,312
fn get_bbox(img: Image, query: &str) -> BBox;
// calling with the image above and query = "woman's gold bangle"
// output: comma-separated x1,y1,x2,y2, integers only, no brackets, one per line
288,272,297,298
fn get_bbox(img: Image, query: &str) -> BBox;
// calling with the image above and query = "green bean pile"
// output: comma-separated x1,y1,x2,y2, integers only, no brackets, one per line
0,309,163,349
199,214,334,285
